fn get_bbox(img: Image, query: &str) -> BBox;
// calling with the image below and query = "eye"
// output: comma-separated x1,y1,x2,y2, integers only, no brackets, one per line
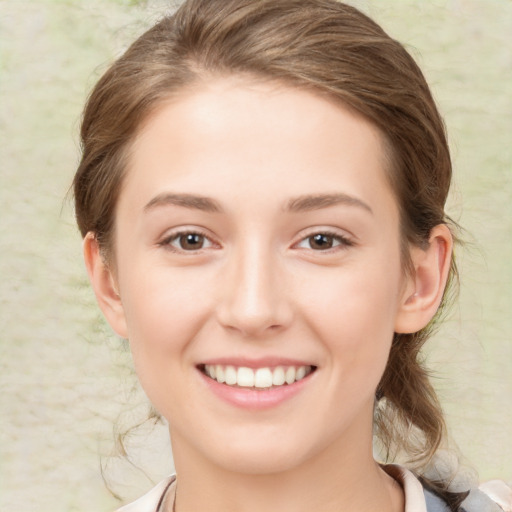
163,231,215,252
296,232,352,251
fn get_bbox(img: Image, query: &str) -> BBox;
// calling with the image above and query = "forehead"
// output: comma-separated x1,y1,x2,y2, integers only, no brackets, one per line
122,77,396,217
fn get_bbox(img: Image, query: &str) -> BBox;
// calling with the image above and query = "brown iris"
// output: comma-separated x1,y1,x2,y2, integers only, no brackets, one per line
308,234,335,250
178,233,205,250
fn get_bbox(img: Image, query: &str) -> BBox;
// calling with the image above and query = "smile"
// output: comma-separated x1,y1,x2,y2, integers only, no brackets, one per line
200,364,316,389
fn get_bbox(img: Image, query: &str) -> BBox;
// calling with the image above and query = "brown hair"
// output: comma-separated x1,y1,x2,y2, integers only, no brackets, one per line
74,0,462,506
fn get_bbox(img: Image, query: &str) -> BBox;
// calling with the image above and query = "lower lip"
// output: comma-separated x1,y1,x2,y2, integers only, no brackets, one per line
198,369,314,410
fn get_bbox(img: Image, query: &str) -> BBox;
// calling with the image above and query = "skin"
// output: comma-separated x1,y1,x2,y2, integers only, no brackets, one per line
84,77,452,512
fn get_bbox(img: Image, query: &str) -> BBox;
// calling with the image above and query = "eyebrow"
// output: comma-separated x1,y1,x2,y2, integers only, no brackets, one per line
143,192,372,215
285,193,373,214
144,193,223,213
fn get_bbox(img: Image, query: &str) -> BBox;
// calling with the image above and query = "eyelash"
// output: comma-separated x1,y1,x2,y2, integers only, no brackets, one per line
159,229,354,254
294,230,354,253
159,229,216,253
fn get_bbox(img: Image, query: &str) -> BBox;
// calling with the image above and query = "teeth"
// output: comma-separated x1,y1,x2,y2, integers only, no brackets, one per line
215,365,225,383
272,366,285,386
296,366,306,380
237,367,255,387
225,366,237,385
203,364,313,388
285,366,296,384
254,368,273,388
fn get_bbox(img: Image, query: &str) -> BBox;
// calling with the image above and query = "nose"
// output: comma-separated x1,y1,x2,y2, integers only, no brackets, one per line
216,242,293,338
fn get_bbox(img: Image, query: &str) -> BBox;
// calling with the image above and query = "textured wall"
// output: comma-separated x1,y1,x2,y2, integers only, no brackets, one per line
0,1,510,510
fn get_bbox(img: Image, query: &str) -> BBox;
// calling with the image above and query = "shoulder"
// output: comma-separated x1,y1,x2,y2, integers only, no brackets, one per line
423,486,452,512
462,480,512,512
383,464,511,512
422,485,507,512
421,474,512,512
115,476,176,512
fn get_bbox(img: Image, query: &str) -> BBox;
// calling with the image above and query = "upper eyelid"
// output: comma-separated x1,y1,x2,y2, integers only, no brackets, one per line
293,227,355,243
295,234,352,247
159,227,219,249
160,226,214,240
157,226,355,248
290,229,356,254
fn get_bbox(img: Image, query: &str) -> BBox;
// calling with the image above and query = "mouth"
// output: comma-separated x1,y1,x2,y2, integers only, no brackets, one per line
197,364,317,390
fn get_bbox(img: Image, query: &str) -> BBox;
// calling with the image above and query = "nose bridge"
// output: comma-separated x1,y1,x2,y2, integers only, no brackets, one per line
217,235,290,336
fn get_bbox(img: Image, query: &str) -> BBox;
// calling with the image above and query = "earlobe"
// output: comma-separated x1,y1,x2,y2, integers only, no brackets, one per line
394,224,453,334
83,232,128,338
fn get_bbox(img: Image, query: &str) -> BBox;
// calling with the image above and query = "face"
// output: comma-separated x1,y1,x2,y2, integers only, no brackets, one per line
105,78,414,475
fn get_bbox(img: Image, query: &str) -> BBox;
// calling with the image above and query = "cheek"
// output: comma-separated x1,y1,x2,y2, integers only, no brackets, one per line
118,265,213,393
303,261,401,330
299,261,402,377
121,261,209,337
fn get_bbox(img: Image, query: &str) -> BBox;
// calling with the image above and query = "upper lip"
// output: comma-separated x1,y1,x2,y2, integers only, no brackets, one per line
197,357,317,369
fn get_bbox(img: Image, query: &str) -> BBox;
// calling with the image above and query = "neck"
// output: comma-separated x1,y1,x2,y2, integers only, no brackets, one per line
169,423,404,512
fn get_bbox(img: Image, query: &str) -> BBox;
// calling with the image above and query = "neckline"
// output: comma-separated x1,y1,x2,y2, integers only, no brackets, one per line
157,475,176,512
156,466,427,512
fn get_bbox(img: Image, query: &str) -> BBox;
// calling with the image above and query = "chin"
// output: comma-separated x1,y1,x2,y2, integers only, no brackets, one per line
214,447,306,475
198,426,322,476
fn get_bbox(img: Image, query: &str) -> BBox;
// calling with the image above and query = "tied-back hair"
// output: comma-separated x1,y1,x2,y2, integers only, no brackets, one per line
74,0,463,507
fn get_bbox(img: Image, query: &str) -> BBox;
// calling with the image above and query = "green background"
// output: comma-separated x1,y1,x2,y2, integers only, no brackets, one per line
1,0,511,510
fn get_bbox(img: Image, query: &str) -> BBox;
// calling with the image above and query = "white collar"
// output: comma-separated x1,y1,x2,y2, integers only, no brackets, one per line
383,464,428,512
116,475,175,512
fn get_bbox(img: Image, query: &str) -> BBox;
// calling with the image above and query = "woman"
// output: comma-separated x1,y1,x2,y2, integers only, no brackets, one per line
73,0,511,510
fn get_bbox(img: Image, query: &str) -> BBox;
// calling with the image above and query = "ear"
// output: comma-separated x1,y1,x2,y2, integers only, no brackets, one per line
394,224,453,334
83,232,128,338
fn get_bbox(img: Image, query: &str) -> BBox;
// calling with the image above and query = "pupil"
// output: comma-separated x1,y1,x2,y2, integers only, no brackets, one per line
181,233,203,249
311,234,333,249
